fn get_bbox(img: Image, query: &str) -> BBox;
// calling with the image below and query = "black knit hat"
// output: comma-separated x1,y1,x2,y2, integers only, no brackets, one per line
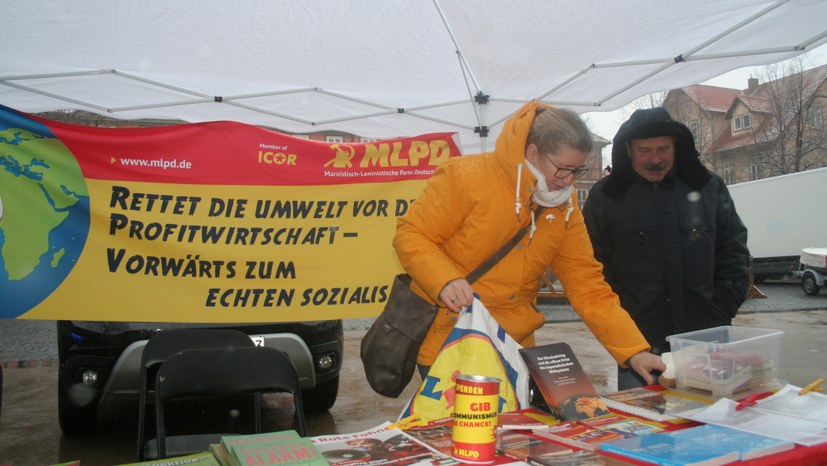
601,107,711,198
619,107,687,140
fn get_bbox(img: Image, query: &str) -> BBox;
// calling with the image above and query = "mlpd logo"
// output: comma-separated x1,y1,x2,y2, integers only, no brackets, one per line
324,140,454,169
324,144,356,168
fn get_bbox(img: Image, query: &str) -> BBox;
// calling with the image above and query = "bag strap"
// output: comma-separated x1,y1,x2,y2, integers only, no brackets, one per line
466,207,543,284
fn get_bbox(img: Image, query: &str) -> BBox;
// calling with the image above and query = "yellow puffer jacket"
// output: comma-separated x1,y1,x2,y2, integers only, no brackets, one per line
393,102,650,366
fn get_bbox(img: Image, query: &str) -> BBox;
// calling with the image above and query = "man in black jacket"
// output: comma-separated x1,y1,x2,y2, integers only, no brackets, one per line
583,108,750,390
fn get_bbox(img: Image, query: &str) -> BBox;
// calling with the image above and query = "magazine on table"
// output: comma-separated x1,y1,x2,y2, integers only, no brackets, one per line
311,421,455,466
402,417,455,458
531,419,629,451
754,383,827,421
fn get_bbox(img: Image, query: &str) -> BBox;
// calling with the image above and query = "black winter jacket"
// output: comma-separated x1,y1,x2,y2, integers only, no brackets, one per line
582,108,750,353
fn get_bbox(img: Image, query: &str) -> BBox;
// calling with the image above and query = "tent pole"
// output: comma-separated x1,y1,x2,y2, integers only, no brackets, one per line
474,92,490,153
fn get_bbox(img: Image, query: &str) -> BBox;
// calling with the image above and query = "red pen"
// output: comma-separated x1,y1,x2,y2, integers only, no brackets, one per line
735,391,774,411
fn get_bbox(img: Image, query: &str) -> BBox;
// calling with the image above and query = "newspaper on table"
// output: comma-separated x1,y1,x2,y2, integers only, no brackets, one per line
677,383,827,447
310,421,456,466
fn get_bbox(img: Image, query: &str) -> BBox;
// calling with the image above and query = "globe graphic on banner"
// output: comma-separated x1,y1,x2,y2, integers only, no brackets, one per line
0,111,90,318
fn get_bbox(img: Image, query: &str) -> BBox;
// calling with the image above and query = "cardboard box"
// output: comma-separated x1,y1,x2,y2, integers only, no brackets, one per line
666,326,782,398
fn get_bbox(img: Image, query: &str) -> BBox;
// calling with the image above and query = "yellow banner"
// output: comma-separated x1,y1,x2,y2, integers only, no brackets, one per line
0,106,461,321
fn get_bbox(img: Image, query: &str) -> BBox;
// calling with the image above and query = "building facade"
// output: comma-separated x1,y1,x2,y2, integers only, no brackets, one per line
662,64,827,184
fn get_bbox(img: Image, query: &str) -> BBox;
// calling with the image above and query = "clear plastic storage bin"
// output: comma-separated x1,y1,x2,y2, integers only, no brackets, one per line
666,326,782,397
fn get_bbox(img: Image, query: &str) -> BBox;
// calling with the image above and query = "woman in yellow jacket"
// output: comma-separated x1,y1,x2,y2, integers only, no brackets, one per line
393,102,664,382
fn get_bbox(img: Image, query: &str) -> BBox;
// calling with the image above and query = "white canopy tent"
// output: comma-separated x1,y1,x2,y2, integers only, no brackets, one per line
2,0,827,152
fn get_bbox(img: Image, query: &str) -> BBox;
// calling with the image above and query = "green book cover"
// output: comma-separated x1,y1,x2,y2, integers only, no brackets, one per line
230,437,328,466
209,443,232,466
115,451,221,466
221,430,301,455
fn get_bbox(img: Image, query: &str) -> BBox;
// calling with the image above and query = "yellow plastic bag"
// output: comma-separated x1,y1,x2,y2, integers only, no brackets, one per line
400,297,530,422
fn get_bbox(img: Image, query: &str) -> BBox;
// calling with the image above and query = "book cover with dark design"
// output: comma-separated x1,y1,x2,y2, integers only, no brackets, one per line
519,342,610,421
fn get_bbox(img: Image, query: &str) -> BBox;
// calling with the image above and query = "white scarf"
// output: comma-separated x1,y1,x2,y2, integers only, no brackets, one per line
525,159,572,208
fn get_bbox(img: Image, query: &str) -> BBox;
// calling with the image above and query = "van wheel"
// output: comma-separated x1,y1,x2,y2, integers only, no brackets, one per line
802,273,821,296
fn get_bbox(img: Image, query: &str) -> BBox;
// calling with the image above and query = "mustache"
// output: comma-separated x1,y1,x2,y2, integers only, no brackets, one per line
643,162,667,171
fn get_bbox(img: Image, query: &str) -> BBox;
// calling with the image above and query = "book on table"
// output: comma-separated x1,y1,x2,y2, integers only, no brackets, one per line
495,431,573,461
667,424,794,461
208,443,231,466
531,412,662,452
227,437,327,466
600,386,712,422
497,408,559,430
116,451,222,466
581,414,665,437
519,342,611,421
600,432,740,466
531,419,630,451
526,449,637,466
219,429,301,464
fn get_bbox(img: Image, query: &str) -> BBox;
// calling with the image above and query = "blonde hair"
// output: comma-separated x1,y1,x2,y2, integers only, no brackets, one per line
526,106,593,155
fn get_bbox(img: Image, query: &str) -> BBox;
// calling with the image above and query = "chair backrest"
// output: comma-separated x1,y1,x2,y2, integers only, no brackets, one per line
136,328,255,460
142,328,257,371
154,345,306,459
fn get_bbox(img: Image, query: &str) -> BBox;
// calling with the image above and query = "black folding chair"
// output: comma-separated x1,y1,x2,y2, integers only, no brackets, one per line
152,345,307,459
136,328,255,460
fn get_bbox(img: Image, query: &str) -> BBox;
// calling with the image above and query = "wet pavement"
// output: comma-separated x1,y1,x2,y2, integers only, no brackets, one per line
1,282,826,465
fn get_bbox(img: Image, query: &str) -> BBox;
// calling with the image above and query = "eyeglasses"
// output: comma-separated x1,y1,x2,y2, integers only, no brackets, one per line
543,155,590,179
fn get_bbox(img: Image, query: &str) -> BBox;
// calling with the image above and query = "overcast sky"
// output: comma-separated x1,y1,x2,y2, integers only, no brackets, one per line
583,42,827,167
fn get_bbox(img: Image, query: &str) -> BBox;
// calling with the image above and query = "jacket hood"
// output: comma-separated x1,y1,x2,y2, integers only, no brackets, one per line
494,101,545,216
602,107,711,198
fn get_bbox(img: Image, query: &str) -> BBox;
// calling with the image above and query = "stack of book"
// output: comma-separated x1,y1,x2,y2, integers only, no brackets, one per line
600,386,712,422
214,430,327,466
495,431,574,462
531,414,664,451
497,408,559,430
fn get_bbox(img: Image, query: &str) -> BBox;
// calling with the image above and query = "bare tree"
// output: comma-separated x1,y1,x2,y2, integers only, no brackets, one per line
619,91,668,119
746,57,827,177
663,90,722,168
36,109,116,127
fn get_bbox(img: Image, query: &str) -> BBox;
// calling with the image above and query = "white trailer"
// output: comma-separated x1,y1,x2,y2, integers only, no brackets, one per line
799,247,827,295
727,167,827,283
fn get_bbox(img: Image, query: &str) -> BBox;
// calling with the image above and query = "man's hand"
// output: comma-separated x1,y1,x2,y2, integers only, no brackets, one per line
628,351,667,386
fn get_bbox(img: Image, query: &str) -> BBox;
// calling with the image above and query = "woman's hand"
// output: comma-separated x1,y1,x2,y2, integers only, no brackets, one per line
439,278,474,312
